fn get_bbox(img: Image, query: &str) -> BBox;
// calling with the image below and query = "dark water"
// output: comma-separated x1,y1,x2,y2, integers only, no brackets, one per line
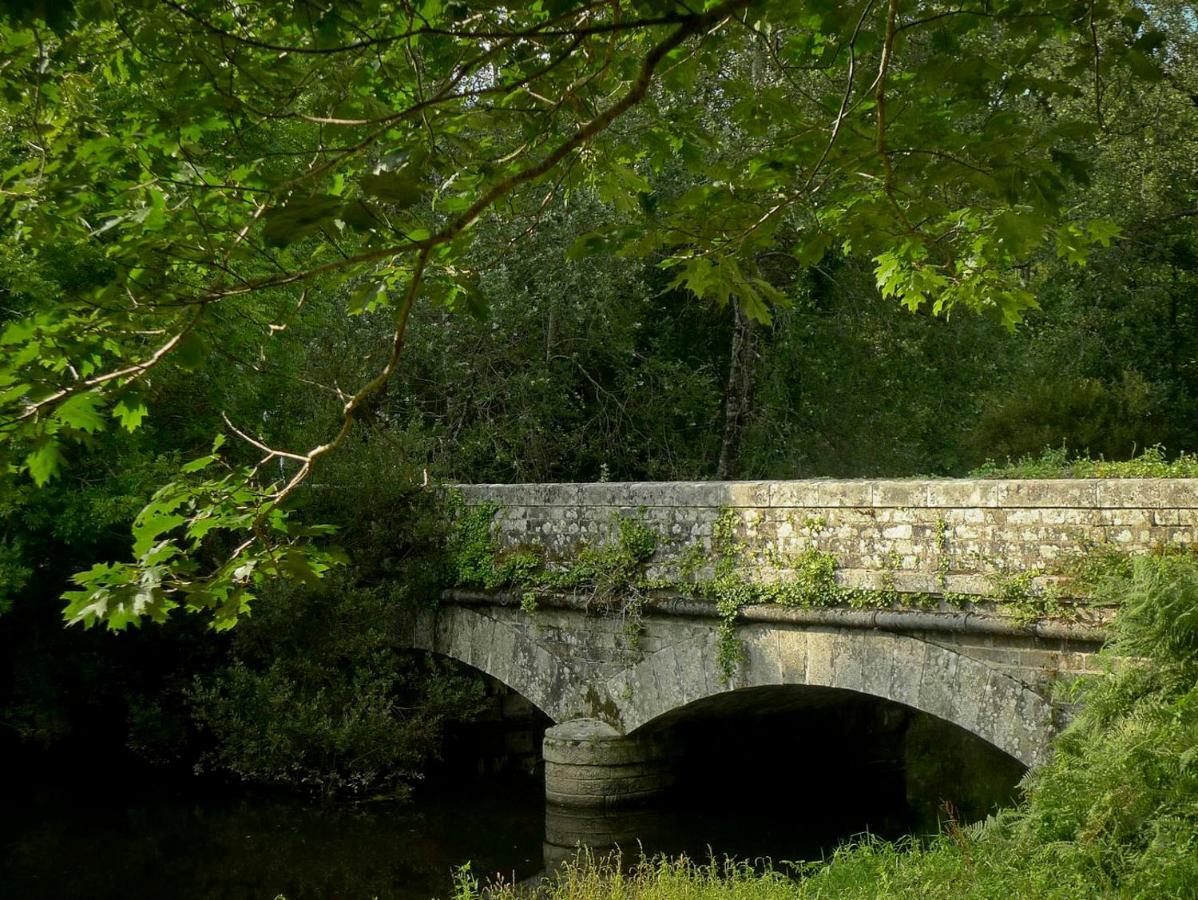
0,773,544,900
1,696,1022,898
0,770,916,899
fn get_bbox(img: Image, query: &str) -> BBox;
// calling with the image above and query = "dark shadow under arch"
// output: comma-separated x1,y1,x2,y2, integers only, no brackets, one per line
609,624,1056,766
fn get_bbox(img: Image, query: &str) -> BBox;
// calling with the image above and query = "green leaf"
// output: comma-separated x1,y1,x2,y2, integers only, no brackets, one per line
1085,219,1121,247
1125,49,1164,82
671,256,716,300
339,198,378,231
180,454,218,474
737,282,772,326
26,439,64,486
113,396,149,431
566,233,607,260
132,512,187,558
348,281,389,315
276,549,322,585
360,169,422,206
438,278,489,321
54,392,106,434
993,210,1045,256
262,196,344,246
794,232,833,267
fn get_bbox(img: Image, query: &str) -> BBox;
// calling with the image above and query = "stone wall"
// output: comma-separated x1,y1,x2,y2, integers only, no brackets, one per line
455,479,1198,600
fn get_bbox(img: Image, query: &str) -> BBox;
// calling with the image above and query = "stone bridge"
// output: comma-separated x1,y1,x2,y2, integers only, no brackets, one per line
404,479,1197,809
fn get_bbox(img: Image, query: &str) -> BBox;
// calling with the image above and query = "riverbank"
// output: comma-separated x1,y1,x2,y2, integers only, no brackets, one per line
468,551,1198,899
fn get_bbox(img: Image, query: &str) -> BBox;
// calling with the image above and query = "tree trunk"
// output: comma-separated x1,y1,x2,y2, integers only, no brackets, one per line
716,303,760,480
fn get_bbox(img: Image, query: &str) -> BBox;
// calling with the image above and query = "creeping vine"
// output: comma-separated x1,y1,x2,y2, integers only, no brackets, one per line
448,501,1131,683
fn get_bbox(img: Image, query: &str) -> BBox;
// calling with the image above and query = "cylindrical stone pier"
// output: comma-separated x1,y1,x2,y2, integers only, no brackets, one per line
543,718,673,808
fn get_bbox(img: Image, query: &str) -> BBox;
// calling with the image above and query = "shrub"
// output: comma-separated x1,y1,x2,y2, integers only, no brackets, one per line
188,580,486,798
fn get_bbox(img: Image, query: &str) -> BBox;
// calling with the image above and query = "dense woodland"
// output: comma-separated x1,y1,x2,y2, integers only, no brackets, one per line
2,1,1198,896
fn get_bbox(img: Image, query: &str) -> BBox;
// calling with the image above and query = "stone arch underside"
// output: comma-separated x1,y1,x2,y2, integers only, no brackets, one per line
605,625,1057,768
406,605,585,724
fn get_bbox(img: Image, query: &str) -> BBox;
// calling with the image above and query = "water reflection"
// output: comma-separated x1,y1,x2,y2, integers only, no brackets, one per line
0,774,545,900
3,697,1024,898
3,776,913,898
544,804,666,870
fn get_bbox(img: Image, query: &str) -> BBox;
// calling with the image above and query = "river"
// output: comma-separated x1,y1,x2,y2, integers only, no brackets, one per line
2,695,1023,898
2,767,923,899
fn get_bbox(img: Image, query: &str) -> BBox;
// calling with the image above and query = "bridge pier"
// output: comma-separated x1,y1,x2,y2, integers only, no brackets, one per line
543,719,674,809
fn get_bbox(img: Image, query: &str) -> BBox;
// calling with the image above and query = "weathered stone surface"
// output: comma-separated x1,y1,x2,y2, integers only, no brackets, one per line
543,719,673,808
418,477,1177,795
455,477,1194,602
408,599,1093,785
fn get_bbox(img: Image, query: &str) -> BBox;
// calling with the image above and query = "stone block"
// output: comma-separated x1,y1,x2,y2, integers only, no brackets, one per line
816,481,874,507
672,640,712,705
1005,508,1045,525
769,481,822,508
878,506,920,523
543,719,674,808
774,629,808,685
941,573,991,595
916,644,961,725
925,480,1002,508
804,630,836,686
720,481,772,507
1153,509,1182,526
887,638,926,709
491,482,584,507
1017,648,1064,671
626,482,690,508
873,480,930,508
1157,480,1198,509
572,483,641,508
858,633,900,699
645,645,686,714
1096,508,1152,528
999,480,1099,508
1095,479,1164,509
464,615,497,671
1160,527,1198,544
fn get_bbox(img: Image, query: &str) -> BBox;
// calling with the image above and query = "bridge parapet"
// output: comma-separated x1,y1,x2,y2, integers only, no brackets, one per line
455,479,1197,601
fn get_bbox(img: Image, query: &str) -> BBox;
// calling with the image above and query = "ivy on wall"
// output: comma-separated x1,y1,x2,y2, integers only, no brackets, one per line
447,499,1139,681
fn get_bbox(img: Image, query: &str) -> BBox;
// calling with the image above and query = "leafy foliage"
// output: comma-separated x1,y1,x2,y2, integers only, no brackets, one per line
2,0,1197,828
0,0,1165,628
187,580,485,798
972,444,1198,479
452,503,659,606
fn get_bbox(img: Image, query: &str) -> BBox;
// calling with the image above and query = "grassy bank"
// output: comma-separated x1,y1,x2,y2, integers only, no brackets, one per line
463,551,1198,899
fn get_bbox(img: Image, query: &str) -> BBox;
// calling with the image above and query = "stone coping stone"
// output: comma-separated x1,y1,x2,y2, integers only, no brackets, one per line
453,479,1198,509
544,718,625,742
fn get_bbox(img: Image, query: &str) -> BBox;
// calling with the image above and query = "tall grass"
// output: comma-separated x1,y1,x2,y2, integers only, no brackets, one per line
970,444,1198,479
466,551,1198,899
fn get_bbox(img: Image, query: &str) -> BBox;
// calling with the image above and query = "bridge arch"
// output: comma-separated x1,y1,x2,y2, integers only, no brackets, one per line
407,604,576,723
409,604,1060,768
605,624,1056,767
